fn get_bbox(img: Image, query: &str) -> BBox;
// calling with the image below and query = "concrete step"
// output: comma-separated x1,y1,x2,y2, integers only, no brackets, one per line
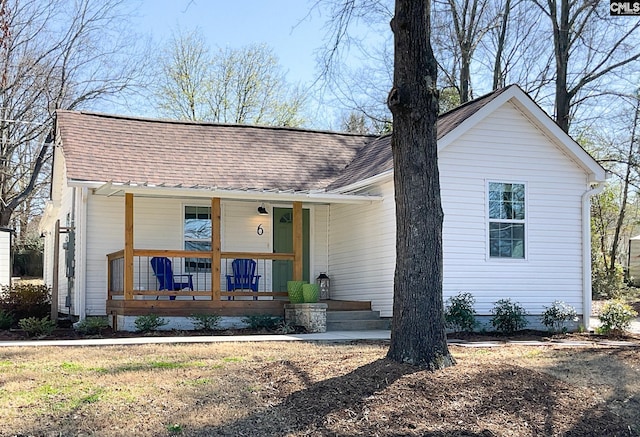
326,310,382,321
326,310,390,331
326,318,391,331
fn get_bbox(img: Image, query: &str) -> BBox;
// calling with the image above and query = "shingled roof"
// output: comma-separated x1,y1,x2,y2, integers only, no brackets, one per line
55,86,514,194
55,112,376,192
327,85,515,190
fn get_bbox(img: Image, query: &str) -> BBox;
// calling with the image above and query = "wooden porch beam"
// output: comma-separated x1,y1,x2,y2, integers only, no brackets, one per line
124,193,134,300
211,197,221,301
293,201,303,281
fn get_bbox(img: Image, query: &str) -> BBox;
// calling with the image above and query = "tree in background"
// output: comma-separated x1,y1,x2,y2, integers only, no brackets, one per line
588,91,640,298
531,0,640,133
153,29,306,127
0,0,147,238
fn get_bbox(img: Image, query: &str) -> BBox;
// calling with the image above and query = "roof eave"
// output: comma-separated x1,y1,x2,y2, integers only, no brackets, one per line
84,181,383,204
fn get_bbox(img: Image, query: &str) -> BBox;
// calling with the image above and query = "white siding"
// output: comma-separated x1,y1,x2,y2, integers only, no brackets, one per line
0,231,11,286
440,102,587,315
329,101,590,317
312,205,329,279
329,182,396,316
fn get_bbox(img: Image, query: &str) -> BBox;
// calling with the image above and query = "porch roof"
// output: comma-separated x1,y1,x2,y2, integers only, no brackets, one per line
83,180,382,204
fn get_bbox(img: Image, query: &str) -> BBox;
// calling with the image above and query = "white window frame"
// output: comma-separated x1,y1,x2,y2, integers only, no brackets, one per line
486,180,527,261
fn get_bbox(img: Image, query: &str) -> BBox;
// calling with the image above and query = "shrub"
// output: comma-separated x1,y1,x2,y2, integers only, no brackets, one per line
0,309,13,329
0,283,51,321
75,317,110,335
490,299,529,334
134,314,168,333
591,258,625,300
540,300,578,333
597,301,638,334
444,292,477,332
241,315,282,330
188,314,221,331
18,316,56,337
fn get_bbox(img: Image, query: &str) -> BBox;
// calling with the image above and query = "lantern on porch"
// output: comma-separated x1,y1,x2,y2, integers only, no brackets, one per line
316,272,330,300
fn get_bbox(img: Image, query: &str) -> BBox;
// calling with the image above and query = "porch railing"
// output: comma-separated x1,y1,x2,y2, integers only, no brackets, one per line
107,249,293,301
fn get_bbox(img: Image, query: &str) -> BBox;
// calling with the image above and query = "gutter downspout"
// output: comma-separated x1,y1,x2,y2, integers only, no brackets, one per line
582,181,605,331
76,187,88,320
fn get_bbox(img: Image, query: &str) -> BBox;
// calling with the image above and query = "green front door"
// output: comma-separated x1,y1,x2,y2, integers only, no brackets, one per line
272,207,310,292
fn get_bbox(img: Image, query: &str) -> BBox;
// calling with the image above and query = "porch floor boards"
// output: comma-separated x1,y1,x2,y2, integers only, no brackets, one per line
106,299,372,317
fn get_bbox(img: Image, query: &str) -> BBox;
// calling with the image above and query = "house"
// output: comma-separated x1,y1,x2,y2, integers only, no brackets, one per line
39,85,607,330
0,228,12,287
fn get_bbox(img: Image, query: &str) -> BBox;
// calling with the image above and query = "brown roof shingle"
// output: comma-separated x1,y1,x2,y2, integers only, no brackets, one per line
56,86,515,192
55,112,375,191
327,85,514,189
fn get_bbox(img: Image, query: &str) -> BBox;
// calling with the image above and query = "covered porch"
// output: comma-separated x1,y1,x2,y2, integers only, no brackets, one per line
105,193,372,328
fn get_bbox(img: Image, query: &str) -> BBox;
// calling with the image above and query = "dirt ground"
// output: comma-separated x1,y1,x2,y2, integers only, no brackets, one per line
0,341,638,436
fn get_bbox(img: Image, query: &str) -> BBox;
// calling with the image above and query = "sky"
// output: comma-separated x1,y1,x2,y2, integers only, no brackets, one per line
133,0,327,91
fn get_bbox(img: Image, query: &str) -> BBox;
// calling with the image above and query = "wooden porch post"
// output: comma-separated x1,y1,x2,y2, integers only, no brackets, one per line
211,197,221,301
124,193,134,300
293,201,303,281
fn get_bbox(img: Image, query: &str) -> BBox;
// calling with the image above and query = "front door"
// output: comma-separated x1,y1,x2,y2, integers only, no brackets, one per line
272,207,310,292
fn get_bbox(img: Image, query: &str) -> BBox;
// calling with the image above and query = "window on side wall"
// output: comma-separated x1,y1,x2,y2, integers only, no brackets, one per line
184,205,212,271
488,182,525,259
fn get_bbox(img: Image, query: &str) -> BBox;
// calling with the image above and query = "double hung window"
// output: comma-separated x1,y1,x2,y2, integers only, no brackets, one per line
488,182,525,259
184,206,212,271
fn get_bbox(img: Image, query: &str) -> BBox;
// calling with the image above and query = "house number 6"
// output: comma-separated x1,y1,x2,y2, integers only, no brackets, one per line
257,224,264,235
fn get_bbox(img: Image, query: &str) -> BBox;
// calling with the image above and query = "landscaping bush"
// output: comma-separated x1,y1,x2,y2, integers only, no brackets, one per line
0,283,51,321
241,315,282,330
490,298,528,334
75,317,110,335
444,292,477,332
0,309,13,330
18,316,56,337
540,300,578,333
188,314,221,331
597,301,638,334
134,314,168,333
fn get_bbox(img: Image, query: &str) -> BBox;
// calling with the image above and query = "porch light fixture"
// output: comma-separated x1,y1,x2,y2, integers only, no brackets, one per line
257,203,269,215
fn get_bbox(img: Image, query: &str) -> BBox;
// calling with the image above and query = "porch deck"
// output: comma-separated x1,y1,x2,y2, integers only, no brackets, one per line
106,299,371,318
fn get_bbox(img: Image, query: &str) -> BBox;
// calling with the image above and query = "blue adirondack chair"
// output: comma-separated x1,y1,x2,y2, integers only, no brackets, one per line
226,258,261,300
150,257,195,300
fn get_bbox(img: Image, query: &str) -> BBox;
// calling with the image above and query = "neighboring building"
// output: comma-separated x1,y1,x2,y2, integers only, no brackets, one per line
0,228,12,287
39,85,607,329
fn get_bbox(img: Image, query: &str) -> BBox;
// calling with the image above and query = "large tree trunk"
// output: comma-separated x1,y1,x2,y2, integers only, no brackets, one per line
386,0,455,369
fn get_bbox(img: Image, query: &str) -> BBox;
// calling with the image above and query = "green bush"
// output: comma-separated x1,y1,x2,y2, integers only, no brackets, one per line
188,314,221,331
75,317,110,335
0,309,13,330
592,258,625,300
540,300,578,333
597,301,638,334
241,315,282,330
490,299,529,334
18,316,56,337
444,292,477,332
134,314,168,333
0,283,51,321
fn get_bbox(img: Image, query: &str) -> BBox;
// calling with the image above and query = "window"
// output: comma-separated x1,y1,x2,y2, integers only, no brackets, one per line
488,182,525,259
184,206,211,271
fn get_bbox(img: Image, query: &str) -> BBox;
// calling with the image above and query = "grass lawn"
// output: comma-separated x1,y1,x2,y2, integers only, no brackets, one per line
1,341,639,436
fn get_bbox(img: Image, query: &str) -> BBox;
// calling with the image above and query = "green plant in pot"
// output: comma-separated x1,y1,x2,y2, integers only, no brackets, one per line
287,281,306,304
302,283,320,303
